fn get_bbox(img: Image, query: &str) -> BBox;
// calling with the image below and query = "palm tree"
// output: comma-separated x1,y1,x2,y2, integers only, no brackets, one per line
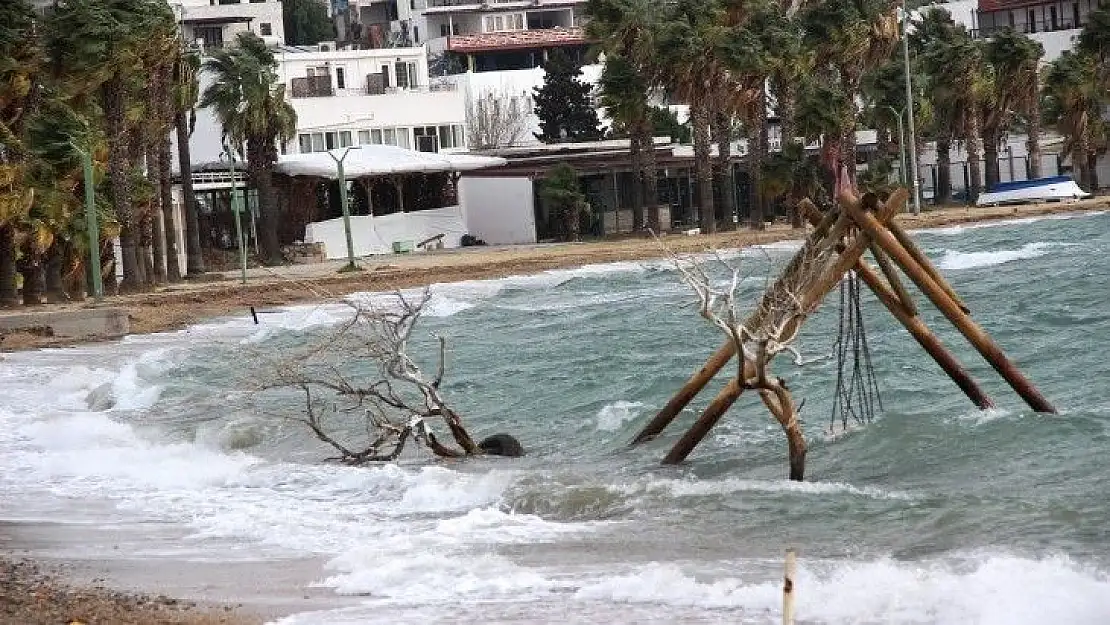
1042,50,1106,192
174,45,205,276
586,0,664,231
655,0,731,234
201,32,297,266
801,0,900,188
1077,6,1110,87
982,29,1044,188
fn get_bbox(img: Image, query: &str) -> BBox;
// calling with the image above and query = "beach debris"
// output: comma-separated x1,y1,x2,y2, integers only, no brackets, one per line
634,186,1056,480
266,290,509,464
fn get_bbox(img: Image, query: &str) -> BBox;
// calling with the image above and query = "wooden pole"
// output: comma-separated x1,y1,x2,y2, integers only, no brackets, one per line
846,203,1056,413
855,260,995,409
869,243,918,316
783,548,796,625
661,377,744,464
888,221,969,314
630,209,840,446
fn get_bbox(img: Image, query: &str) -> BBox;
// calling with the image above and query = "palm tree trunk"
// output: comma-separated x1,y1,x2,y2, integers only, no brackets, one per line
1026,79,1042,179
248,136,283,265
982,123,1001,190
0,226,17,307
777,82,797,151
749,86,768,231
639,118,660,231
1086,151,1099,191
691,98,715,234
44,243,66,304
965,114,983,203
62,240,86,302
714,108,736,231
936,137,953,204
629,128,645,231
19,247,44,306
160,134,181,281
176,110,205,275
147,146,167,285
103,73,144,293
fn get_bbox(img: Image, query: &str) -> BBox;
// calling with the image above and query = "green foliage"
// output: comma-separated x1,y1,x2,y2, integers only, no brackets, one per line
649,106,690,144
533,51,603,143
538,162,589,241
761,142,826,205
283,0,336,46
857,158,897,197
1042,50,1107,159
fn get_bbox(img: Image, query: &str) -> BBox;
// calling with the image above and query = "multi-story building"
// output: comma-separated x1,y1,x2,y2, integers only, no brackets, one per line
330,0,425,49
174,0,286,49
277,44,468,154
974,0,1103,60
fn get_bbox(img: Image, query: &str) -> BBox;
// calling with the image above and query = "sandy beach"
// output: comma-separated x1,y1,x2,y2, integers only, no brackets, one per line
1,198,1107,624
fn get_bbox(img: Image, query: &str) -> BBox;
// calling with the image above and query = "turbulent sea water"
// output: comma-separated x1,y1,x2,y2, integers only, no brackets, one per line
3,212,1110,624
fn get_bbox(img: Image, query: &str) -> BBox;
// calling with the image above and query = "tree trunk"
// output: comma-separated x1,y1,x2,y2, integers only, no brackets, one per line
103,73,143,293
936,136,953,204
965,114,983,203
19,250,44,307
838,74,861,188
176,110,205,276
161,134,181,282
1087,151,1100,191
749,86,767,231
714,109,736,231
148,147,167,285
248,137,283,266
777,81,797,151
1026,78,1042,179
691,98,715,234
639,117,660,231
629,128,645,232
44,243,66,304
0,226,17,307
982,124,1001,191
63,240,86,302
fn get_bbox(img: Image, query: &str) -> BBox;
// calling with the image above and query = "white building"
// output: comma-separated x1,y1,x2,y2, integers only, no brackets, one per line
276,44,468,154
174,0,286,49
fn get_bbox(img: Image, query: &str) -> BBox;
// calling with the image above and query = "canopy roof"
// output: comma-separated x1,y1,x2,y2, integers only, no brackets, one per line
275,145,506,180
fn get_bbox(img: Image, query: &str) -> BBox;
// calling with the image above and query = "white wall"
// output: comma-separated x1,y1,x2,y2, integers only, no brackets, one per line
180,0,285,47
277,46,430,95
305,207,468,257
459,176,537,245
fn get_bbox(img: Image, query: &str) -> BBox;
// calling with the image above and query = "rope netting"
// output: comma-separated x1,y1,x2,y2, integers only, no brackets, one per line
830,270,883,430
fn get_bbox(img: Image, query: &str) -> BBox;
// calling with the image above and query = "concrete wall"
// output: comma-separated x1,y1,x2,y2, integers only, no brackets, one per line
458,176,538,245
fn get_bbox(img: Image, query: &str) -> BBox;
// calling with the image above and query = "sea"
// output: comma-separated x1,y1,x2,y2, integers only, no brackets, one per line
2,211,1109,624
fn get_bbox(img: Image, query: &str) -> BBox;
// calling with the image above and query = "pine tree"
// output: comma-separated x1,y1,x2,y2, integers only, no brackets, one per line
533,51,603,143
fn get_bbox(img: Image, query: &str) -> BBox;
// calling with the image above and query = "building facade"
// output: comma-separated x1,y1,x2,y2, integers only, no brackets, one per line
974,0,1105,60
175,0,286,49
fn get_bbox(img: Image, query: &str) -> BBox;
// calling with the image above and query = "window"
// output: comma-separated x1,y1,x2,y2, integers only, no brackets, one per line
414,126,438,152
358,130,371,145
438,125,464,149
298,134,312,153
195,26,223,49
218,0,241,4
396,129,411,149
1050,6,1058,29
310,133,325,152
383,128,397,146
1027,9,1036,32
259,22,272,36
413,26,419,43
484,13,524,32
394,62,417,89
441,24,449,37
371,129,383,144
381,66,391,89
336,67,345,89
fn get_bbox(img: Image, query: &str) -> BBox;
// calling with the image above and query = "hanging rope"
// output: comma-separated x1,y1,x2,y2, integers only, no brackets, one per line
830,270,883,431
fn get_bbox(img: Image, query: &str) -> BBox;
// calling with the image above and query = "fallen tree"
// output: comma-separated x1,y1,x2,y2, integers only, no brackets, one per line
268,290,520,463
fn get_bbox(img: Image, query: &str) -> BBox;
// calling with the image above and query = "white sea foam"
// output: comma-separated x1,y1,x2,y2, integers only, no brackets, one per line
937,241,1070,270
595,401,645,432
632,476,916,501
575,553,1110,624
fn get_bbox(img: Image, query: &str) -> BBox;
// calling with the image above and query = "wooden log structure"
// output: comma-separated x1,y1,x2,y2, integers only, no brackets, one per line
638,188,1055,480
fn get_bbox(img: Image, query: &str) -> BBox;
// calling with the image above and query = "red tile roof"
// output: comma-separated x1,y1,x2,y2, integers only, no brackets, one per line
447,27,590,53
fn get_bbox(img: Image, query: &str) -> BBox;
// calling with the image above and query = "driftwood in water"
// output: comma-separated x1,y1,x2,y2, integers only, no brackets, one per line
641,184,1056,480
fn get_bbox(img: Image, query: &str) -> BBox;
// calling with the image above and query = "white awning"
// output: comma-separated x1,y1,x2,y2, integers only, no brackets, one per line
275,145,506,179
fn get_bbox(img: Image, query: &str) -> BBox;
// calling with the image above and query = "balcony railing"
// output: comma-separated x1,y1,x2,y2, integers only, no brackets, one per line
290,76,334,98
972,17,1084,38
425,0,569,8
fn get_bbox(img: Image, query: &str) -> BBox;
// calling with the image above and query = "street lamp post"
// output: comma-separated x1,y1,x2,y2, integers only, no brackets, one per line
884,106,908,186
221,145,248,284
900,2,922,214
72,144,103,302
327,147,359,272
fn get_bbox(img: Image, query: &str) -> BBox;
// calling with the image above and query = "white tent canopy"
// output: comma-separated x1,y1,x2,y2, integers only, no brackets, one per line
274,145,506,179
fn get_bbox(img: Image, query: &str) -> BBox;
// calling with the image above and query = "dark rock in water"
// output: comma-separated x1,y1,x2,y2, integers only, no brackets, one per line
478,433,524,457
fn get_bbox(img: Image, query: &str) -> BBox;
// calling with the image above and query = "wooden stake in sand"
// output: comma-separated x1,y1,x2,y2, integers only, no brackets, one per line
783,548,797,625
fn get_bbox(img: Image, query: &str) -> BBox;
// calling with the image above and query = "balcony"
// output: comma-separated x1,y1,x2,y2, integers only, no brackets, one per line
972,16,1084,38
291,76,334,98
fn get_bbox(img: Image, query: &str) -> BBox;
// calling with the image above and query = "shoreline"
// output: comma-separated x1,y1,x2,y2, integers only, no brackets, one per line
1,200,1105,354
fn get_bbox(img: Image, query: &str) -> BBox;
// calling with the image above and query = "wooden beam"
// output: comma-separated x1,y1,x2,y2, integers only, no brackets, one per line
888,221,970,314
661,377,744,464
855,261,995,409
869,243,918,316
846,203,1056,413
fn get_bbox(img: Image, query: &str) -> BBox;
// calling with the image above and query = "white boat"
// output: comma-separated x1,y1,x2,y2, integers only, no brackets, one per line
976,175,1091,206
